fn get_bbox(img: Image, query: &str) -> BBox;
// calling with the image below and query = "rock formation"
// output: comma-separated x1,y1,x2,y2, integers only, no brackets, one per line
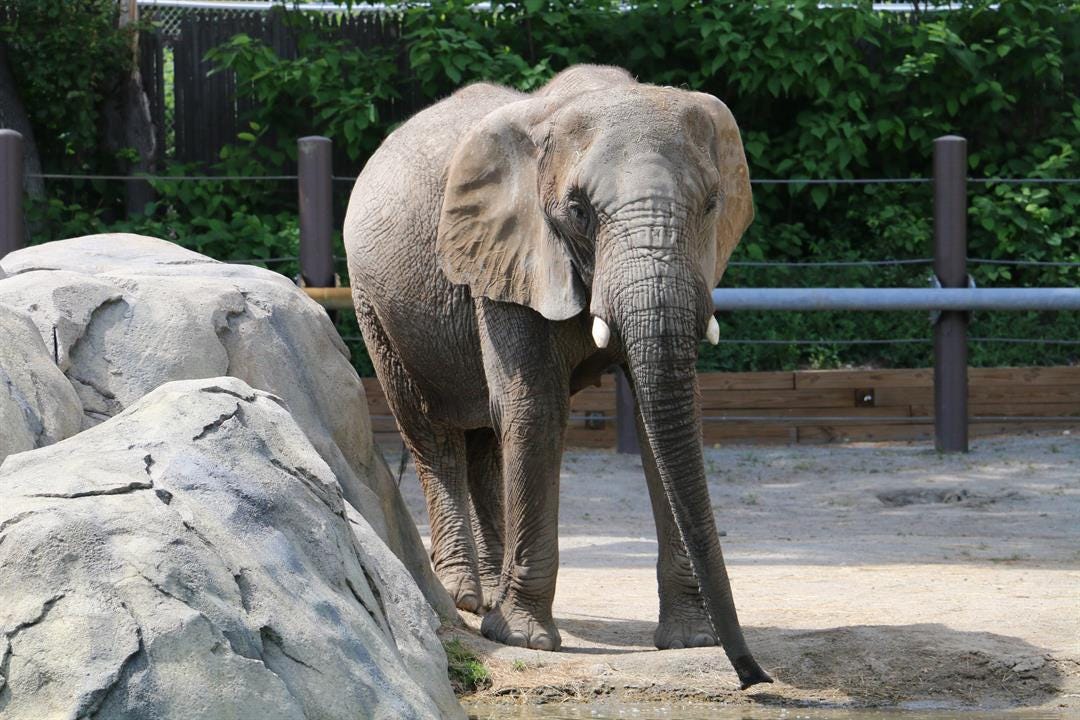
0,234,453,618
0,377,463,719
0,236,463,718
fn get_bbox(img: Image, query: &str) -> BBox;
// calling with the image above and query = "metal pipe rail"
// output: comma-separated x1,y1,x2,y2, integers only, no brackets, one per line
305,286,1080,314
711,287,1080,312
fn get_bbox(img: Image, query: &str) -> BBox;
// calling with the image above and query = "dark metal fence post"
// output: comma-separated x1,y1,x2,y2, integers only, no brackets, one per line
0,129,25,259
933,135,969,452
298,136,334,288
615,367,640,454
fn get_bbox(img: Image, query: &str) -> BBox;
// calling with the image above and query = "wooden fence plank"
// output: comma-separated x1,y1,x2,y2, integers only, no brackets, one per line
873,386,932,407
969,366,1080,386
699,406,910,419
698,371,794,390
795,368,932,389
700,388,854,410
877,385,1080,407
971,385,1080,405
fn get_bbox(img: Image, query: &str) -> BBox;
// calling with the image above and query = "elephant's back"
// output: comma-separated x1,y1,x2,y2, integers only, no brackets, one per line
344,82,524,274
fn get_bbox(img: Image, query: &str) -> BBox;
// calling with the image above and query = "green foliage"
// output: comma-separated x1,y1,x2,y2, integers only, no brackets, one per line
442,638,491,694
11,0,1080,373
206,23,400,162
1,0,133,171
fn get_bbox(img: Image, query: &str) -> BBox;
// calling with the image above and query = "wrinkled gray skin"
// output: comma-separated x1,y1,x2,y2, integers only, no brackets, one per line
344,65,771,688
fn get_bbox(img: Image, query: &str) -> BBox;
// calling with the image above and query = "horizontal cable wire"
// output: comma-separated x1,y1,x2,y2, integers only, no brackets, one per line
730,260,933,268
242,255,1076,271
752,177,930,185
706,338,930,345
28,172,1080,185
970,177,1080,184
971,337,1080,345
969,258,1080,268
699,415,1079,424
339,335,1080,346
368,413,1077,425
28,173,297,181
330,255,931,269
136,1,990,12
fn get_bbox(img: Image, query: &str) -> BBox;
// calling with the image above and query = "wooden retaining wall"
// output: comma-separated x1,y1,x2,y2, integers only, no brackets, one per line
362,366,1080,448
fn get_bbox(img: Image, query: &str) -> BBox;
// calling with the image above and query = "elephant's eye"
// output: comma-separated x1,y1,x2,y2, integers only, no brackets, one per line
703,191,720,215
566,199,593,235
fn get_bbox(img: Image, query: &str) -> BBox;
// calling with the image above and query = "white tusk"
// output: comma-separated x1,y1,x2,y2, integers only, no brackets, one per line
706,316,720,345
592,316,611,348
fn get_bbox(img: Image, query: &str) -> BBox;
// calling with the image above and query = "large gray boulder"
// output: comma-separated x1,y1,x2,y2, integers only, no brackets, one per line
0,234,453,618
0,304,82,459
0,377,464,720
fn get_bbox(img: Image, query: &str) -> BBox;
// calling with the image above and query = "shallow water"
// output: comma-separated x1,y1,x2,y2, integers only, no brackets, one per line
465,704,1071,720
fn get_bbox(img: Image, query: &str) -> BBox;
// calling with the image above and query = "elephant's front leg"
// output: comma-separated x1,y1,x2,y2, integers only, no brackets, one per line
634,400,716,650
476,300,569,651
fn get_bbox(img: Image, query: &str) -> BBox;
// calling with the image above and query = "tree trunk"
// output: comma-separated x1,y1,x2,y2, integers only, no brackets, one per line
103,0,156,217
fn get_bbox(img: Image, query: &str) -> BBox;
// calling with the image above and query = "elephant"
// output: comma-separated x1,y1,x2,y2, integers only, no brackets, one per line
344,65,771,689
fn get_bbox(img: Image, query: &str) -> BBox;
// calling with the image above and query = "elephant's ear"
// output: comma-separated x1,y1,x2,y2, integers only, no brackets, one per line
692,92,754,288
436,100,587,321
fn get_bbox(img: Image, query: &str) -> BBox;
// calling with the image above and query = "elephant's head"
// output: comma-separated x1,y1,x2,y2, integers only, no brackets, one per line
435,66,769,688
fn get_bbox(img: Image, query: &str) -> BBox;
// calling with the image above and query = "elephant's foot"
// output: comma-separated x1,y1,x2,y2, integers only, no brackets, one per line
478,578,501,611
655,591,716,649
481,600,561,651
475,555,503,611
437,567,484,614
655,616,717,649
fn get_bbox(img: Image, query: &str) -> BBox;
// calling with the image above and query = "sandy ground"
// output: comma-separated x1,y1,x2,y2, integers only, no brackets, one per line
387,432,1080,711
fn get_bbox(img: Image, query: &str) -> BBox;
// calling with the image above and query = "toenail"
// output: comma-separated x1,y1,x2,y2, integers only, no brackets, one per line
505,632,528,647
691,633,715,647
531,635,554,651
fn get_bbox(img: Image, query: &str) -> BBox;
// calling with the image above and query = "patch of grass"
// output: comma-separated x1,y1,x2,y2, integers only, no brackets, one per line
512,659,527,672
443,638,491,694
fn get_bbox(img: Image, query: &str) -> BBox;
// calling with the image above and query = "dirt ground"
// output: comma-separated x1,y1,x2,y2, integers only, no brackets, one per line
388,432,1080,712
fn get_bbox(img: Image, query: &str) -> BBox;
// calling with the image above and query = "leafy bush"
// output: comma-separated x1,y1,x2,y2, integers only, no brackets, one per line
9,0,1079,373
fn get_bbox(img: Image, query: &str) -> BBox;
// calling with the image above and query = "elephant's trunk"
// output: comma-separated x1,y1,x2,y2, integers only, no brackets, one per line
612,270,771,689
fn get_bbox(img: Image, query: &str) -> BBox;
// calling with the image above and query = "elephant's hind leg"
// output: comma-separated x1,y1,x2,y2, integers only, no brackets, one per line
353,293,484,613
466,427,505,609
410,430,485,614
634,407,716,650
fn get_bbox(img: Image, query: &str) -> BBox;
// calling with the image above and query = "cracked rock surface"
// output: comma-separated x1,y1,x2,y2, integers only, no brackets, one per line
0,233,453,618
0,376,464,720
0,304,82,460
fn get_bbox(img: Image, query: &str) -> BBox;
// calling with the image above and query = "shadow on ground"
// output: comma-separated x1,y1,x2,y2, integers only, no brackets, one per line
463,616,1069,708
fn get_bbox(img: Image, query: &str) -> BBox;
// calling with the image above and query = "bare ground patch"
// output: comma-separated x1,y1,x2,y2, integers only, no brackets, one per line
394,433,1080,711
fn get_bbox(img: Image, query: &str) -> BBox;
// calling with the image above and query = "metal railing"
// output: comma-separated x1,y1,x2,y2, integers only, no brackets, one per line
1,130,1077,453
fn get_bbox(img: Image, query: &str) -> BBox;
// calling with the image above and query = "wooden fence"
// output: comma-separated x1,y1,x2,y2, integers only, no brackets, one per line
362,366,1080,448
